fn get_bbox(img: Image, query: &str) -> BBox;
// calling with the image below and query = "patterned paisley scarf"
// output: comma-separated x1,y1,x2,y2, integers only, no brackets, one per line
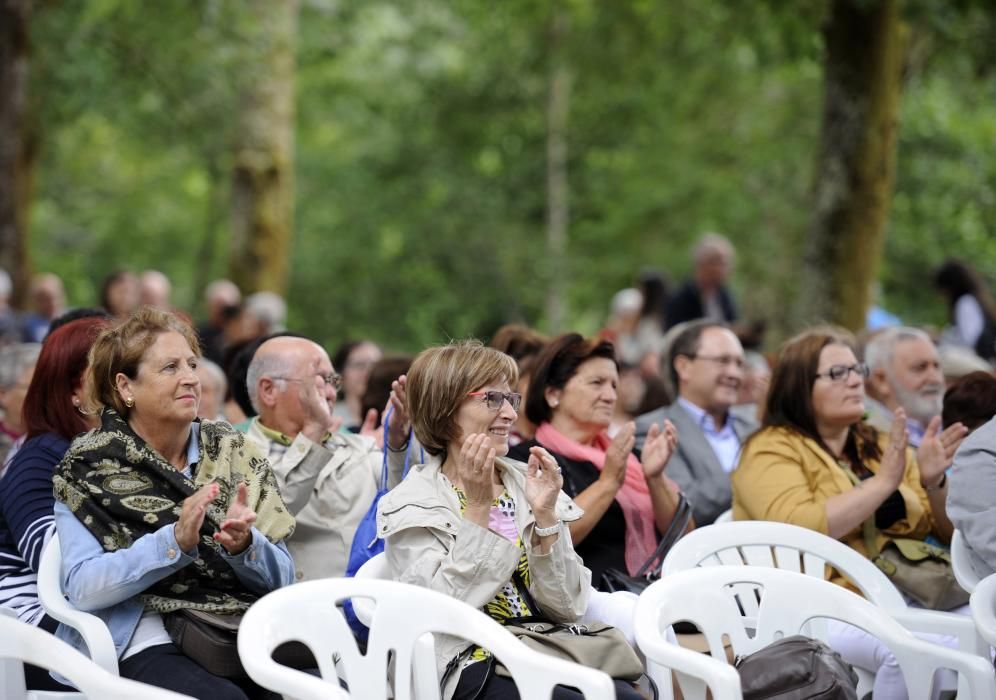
53,408,295,614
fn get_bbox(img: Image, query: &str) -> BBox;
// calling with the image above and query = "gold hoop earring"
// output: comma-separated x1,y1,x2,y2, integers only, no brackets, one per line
125,396,135,408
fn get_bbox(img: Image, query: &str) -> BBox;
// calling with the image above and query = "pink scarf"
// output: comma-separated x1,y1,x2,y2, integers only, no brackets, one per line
535,422,679,575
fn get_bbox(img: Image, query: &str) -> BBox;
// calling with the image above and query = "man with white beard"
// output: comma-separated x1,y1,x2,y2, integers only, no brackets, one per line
864,327,949,446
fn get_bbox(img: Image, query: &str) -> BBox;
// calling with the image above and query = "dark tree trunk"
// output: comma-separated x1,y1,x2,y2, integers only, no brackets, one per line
229,0,298,295
797,0,906,331
545,8,571,333
0,0,33,306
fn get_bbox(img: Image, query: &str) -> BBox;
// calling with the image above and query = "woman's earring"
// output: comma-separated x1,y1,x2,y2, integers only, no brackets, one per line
550,400,559,408
124,396,135,408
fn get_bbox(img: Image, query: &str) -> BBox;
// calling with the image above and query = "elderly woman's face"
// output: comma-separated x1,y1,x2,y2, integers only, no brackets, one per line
811,344,866,430
120,331,201,428
550,357,618,432
452,380,517,457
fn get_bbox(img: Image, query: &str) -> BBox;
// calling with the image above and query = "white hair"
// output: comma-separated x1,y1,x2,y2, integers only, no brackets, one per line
864,326,934,375
693,233,734,266
0,268,11,299
0,343,42,388
245,292,287,334
246,347,295,414
195,357,227,395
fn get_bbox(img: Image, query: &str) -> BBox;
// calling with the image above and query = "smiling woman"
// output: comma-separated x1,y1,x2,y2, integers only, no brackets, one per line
508,333,688,589
50,307,295,700
377,340,645,700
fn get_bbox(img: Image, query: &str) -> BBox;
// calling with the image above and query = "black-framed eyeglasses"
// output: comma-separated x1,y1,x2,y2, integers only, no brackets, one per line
467,390,522,412
272,372,342,391
689,354,745,369
814,363,869,383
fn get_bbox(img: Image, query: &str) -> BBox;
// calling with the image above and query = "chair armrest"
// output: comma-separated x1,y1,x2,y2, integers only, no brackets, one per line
891,607,990,657
37,535,118,675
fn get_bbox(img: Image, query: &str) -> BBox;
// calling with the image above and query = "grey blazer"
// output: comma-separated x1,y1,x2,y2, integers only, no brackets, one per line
634,401,758,525
948,416,996,579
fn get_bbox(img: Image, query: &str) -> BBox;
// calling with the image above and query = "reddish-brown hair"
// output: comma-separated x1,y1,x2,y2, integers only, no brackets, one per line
23,317,111,439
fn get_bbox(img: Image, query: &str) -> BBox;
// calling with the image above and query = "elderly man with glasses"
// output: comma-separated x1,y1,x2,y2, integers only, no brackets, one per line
242,335,411,582
635,321,757,525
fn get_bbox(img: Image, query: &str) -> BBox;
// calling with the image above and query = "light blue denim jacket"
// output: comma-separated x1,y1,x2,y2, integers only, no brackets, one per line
53,428,295,660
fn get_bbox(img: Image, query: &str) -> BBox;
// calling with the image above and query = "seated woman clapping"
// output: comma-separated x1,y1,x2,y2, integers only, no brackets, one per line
377,340,644,700
52,307,295,700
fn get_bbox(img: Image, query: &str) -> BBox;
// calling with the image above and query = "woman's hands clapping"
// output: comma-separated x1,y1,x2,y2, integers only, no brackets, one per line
600,423,635,492
457,433,498,508
916,415,967,489
875,410,909,492
174,482,257,556
642,419,678,479
525,446,563,521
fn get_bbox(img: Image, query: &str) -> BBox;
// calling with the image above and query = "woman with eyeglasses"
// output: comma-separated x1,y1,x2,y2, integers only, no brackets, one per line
377,340,646,700
732,327,968,699
507,333,687,590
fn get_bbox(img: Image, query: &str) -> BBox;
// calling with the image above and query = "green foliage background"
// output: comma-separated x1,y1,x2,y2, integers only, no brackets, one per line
26,0,996,352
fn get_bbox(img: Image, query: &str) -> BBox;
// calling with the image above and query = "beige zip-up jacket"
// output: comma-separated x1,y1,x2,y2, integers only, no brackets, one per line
376,454,591,699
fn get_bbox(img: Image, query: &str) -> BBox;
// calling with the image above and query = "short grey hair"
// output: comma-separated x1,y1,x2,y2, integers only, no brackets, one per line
245,292,287,334
0,268,11,299
0,343,42,388
196,357,227,395
693,233,734,266
246,348,295,414
864,326,935,375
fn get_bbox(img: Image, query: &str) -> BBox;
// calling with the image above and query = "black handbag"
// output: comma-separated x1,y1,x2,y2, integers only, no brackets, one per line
734,635,858,700
600,493,693,594
165,608,314,679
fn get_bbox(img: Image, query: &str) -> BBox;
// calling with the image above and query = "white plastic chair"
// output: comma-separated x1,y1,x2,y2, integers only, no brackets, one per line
238,577,616,700
713,509,733,524
951,529,982,594
353,552,654,699
0,613,190,700
969,572,996,646
661,521,988,697
37,534,118,675
634,566,996,700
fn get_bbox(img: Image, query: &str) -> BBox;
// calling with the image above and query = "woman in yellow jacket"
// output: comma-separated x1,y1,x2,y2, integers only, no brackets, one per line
732,327,967,700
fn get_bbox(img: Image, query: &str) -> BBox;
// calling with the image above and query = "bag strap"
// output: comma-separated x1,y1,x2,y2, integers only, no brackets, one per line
635,492,692,578
836,460,882,559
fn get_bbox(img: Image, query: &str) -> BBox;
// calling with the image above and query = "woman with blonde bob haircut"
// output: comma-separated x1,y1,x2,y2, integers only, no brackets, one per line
377,340,644,700
52,307,295,700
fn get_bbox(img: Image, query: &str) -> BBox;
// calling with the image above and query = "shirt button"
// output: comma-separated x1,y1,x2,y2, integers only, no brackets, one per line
167,548,177,559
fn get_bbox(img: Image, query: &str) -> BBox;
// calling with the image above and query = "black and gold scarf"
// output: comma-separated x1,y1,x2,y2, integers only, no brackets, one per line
53,409,295,614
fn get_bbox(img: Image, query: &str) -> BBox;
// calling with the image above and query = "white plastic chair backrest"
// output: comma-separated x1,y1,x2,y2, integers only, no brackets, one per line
1,607,29,700
951,529,982,594
37,534,119,675
713,509,733,524
662,520,908,616
0,615,190,700
635,566,996,700
351,551,390,626
969,572,996,646
238,578,616,700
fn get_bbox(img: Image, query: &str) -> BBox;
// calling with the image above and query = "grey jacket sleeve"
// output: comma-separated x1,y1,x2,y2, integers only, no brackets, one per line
269,434,334,516
948,422,996,576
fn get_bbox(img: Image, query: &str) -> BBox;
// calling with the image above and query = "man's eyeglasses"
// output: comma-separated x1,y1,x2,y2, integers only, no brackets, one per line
467,390,522,412
814,363,870,383
272,372,342,391
689,354,745,369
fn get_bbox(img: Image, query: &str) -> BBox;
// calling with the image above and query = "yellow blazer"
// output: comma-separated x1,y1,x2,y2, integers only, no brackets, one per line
732,426,936,590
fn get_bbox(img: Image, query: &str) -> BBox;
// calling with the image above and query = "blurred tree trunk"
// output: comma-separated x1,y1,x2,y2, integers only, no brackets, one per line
229,0,298,295
545,8,571,333
0,0,33,306
796,0,906,331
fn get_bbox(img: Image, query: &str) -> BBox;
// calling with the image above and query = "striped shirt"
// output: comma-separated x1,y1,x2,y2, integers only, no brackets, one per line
0,433,69,625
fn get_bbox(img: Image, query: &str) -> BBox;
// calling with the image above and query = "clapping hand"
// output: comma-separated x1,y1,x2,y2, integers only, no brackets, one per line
214,483,257,556
601,423,635,491
175,482,219,552
642,419,678,479
457,433,497,508
916,416,967,488
525,446,562,519
877,410,908,491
